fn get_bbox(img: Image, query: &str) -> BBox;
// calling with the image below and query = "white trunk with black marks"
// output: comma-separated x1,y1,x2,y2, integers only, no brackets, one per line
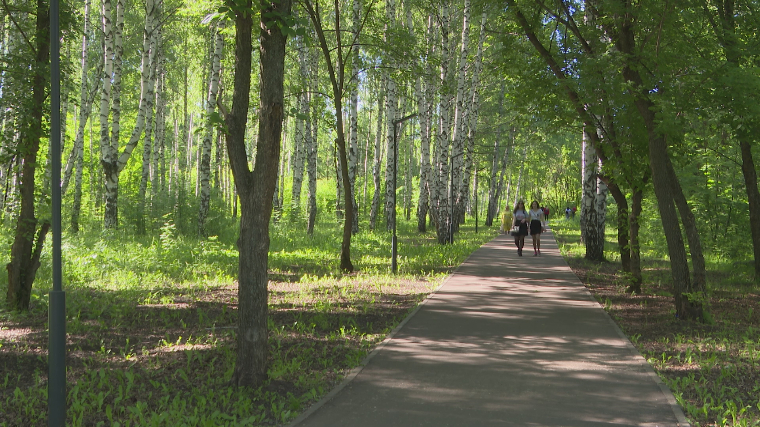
198,20,223,236
460,8,486,221
348,0,361,233
98,0,116,228
291,33,307,213
306,44,318,234
595,158,608,252
580,128,602,259
369,81,385,230
383,0,397,231
416,74,431,232
139,3,160,231
432,2,452,244
153,17,166,195
486,82,505,226
63,0,94,198
117,0,156,172
513,145,527,207
451,0,470,228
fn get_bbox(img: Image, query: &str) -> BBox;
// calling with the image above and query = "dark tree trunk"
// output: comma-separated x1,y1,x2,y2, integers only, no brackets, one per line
223,0,292,389
304,0,354,272
627,186,644,294
602,178,630,273
614,6,704,320
6,0,50,311
665,155,706,290
739,139,760,280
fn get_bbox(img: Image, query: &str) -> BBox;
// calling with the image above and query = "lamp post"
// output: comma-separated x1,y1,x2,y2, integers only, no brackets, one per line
49,0,66,425
392,113,417,274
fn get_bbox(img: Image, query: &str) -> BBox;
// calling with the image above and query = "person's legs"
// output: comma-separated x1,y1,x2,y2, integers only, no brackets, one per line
537,234,541,255
532,234,538,255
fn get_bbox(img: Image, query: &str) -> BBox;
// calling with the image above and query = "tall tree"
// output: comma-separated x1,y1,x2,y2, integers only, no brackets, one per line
220,0,293,387
302,0,369,271
5,0,51,310
199,20,224,236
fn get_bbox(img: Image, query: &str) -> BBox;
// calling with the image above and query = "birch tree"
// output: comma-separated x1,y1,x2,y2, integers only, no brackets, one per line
198,20,223,236
450,0,470,231
383,0,398,232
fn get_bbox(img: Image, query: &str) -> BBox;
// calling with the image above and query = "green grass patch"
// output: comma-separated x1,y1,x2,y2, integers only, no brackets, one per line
0,216,498,426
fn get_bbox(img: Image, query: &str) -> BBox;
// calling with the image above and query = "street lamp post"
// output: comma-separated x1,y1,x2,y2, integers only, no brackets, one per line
392,113,417,274
49,0,66,425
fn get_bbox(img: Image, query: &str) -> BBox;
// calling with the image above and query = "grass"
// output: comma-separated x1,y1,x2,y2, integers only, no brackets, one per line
0,215,498,426
552,218,760,427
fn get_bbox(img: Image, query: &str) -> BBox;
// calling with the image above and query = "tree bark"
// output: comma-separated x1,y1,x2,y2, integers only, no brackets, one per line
225,0,292,388
199,21,223,236
451,0,470,231
304,0,355,271
6,0,50,311
627,186,644,293
383,0,397,232
306,44,318,234
613,3,704,320
369,81,384,231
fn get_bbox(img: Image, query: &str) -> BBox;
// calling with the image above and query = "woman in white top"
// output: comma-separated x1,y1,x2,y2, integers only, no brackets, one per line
528,200,547,256
511,200,529,256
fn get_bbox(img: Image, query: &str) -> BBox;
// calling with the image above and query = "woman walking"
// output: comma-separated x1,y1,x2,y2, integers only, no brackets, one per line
528,200,547,256
512,200,529,256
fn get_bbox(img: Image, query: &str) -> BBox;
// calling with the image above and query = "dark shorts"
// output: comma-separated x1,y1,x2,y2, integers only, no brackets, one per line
530,220,542,235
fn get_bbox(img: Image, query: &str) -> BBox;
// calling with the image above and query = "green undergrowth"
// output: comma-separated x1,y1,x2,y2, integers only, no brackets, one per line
0,218,498,426
552,218,760,427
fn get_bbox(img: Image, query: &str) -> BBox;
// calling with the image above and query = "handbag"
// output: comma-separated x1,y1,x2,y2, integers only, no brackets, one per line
509,225,521,236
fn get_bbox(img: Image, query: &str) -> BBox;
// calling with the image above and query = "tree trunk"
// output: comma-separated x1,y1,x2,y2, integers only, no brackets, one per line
486,83,506,226
627,186,644,293
347,0,361,234
739,139,760,279
369,82,384,231
416,74,431,232
614,8,704,320
6,0,50,311
306,44,318,234
292,31,307,215
139,2,160,233
450,0,470,231
603,178,631,273
581,129,603,261
430,2,452,244
225,0,291,388
199,21,223,236
383,0,397,232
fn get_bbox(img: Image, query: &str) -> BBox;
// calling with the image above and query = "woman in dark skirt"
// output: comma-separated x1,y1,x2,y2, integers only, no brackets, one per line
511,200,529,256
528,200,547,256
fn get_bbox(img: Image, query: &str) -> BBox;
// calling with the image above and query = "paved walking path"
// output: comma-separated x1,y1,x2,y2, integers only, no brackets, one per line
290,231,689,427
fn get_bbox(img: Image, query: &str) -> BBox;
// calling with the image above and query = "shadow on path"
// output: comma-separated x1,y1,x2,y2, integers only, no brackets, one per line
291,232,688,427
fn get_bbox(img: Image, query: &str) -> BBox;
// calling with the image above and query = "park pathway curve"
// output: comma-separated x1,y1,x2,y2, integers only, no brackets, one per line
289,231,689,427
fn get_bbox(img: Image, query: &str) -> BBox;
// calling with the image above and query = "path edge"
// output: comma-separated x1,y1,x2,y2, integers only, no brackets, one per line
550,231,692,427
285,236,492,427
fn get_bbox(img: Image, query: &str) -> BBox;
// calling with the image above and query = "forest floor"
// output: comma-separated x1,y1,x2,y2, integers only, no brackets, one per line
553,222,760,427
0,276,439,426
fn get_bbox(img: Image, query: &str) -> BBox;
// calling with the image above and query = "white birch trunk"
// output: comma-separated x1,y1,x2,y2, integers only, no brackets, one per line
513,145,527,207
306,45,319,234
432,2,453,244
369,81,385,231
451,0,471,229
348,0,361,233
198,20,223,236
139,2,160,231
98,0,116,228
461,9,486,221
580,128,599,257
383,0,397,231
596,157,608,252
291,32,307,213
